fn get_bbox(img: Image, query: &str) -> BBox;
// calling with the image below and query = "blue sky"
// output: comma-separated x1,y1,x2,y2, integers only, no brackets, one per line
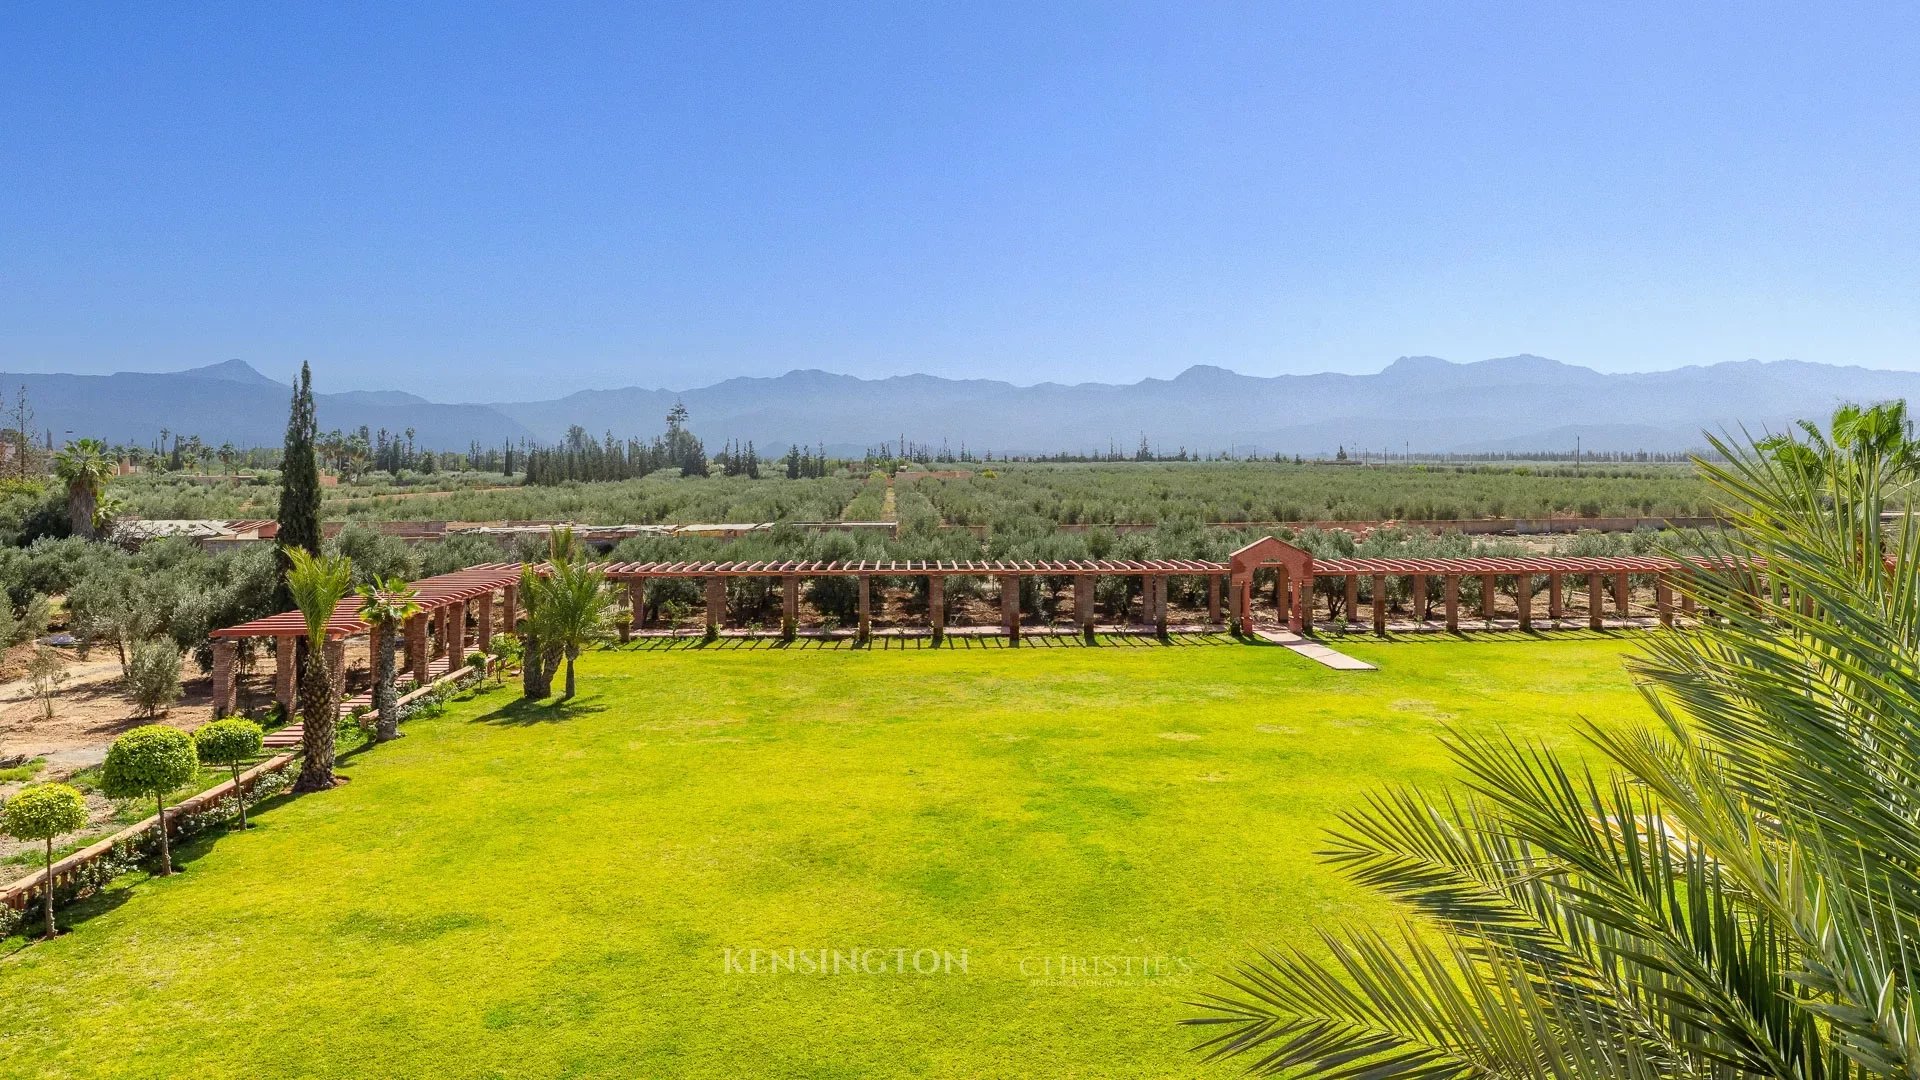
2,3,1916,399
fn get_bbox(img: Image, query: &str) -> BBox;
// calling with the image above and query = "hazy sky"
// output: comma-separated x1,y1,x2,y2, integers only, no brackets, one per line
3,3,1917,399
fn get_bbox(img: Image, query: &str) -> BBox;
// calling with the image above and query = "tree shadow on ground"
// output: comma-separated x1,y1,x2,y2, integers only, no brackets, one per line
468,697,608,727
0,787,310,951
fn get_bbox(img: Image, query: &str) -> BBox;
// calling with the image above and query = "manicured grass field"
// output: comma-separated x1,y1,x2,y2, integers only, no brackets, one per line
0,635,1651,1078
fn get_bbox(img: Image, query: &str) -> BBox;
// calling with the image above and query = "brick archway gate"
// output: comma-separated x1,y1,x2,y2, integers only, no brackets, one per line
1228,536,1314,632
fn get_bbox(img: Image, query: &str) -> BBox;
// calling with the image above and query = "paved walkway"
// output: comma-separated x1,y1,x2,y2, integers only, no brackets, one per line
1253,629,1377,670
264,655,464,749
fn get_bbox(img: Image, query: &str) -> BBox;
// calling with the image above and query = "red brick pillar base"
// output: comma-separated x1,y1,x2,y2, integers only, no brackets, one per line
211,640,237,718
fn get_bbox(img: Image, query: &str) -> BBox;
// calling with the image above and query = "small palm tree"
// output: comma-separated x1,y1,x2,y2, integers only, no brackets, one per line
1190,403,1920,1079
285,546,353,792
356,576,420,742
543,558,610,700
53,438,113,538
517,528,608,700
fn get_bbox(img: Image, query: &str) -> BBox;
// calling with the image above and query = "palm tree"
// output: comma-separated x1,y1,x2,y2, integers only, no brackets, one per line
52,438,113,538
544,558,610,700
517,527,607,700
1190,402,1920,1079
286,546,354,792
356,576,420,742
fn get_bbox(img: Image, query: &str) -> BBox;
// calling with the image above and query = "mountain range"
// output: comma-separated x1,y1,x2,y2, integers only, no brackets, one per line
0,355,1909,457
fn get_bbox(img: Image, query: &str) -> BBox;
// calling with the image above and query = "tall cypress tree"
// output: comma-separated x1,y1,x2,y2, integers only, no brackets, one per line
274,362,322,611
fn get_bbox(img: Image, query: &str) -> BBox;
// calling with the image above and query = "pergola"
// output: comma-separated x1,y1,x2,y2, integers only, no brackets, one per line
1228,536,1746,634
606,539,1752,640
602,558,1226,641
201,538,1758,697
206,564,525,717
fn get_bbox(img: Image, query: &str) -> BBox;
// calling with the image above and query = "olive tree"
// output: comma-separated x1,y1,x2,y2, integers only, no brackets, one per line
124,639,183,718
194,718,264,830
2,783,88,938
100,725,198,876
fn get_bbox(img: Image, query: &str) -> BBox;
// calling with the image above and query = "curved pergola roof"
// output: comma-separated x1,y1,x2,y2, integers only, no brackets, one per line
210,564,524,640
599,559,1227,577
203,549,1750,641
1316,555,1701,574
599,555,1722,578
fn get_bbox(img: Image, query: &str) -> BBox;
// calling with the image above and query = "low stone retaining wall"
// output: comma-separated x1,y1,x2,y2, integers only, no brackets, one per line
0,662,487,913
0,751,300,911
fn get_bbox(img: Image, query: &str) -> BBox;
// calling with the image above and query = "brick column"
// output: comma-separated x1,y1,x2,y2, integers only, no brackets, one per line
1588,574,1604,630
1153,576,1168,637
1681,587,1697,617
927,575,944,642
1614,572,1630,618
1291,574,1311,634
433,607,450,658
1655,576,1673,626
627,582,642,628
1549,575,1564,621
1516,574,1533,630
1344,575,1359,625
856,576,871,641
476,592,494,649
274,635,298,709
1000,575,1020,640
211,640,237,718
783,576,799,631
1371,574,1386,635
1444,576,1460,632
705,578,725,635
502,583,519,633
1075,576,1094,633
449,601,468,660
1481,574,1497,620
1274,566,1289,625
406,613,429,683
1411,575,1427,623
1207,575,1221,624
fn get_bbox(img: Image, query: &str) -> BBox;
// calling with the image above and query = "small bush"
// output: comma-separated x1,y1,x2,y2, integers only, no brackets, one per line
100,725,198,875
3,782,88,844
2,781,90,938
194,717,263,769
125,639,184,718
195,718,264,830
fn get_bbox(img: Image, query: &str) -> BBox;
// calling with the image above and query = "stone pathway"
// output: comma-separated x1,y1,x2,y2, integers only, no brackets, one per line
1253,629,1377,670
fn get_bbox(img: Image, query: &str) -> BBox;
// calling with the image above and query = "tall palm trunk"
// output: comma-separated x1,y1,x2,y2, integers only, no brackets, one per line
563,648,578,699
372,621,400,741
69,485,96,539
293,645,337,792
521,629,548,699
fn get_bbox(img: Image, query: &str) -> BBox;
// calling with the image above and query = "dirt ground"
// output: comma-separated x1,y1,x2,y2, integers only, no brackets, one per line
0,647,276,777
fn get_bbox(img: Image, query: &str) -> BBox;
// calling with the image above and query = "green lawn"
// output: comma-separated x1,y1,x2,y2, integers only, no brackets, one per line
0,634,1651,1079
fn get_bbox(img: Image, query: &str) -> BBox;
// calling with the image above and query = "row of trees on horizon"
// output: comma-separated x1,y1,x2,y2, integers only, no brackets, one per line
2,374,1709,491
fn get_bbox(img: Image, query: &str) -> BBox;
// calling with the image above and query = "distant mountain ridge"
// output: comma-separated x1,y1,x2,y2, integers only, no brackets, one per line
0,354,1910,456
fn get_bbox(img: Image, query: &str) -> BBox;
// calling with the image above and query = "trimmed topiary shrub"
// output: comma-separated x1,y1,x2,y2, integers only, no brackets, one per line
100,725,198,876
194,718,264,830
2,783,89,939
